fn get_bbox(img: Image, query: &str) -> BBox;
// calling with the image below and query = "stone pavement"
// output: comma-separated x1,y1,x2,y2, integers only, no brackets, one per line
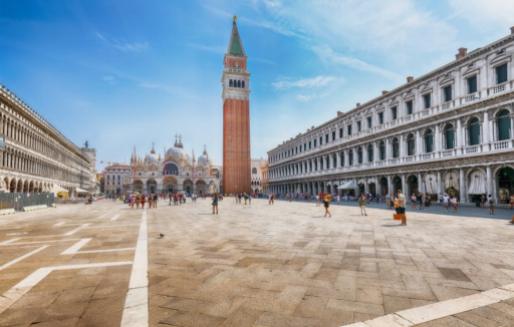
147,198,514,327
0,199,513,326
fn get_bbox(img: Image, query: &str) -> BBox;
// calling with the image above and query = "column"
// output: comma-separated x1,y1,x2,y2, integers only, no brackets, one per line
437,171,443,195
364,180,369,194
456,119,462,148
336,151,341,168
434,124,441,154
363,145,368,164
418,173,422,193
401,175,407,194
373,142,379,162
387,175,392,195
486,165,492,198
399,135,405,158
483,111,490,146
416,130,422,156
459,168,466,203
385,139,391,159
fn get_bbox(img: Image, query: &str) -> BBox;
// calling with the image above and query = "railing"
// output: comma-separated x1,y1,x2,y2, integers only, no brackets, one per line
421,153,432,160
388,158,399,165
465,145,479,153
493,139,511,150
441,102,451,110
488,83,507,95
0,192,54,211
404,156,414,163
442,149,454,157
464,92,480,103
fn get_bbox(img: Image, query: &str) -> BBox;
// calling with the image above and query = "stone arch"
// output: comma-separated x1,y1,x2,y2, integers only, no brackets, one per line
16,179,23,193
9,178,16,193
195,179,207,195
29,180,34,193
379,176,388,196
407,175,418,196
406,133,416,156
163,176,177,193
424,128,434,153
495,109,511,141
183,179,193,194
133,179,144,193
466,116,481,146
467,168,486,202
496,166,514,204
443,123,455,149
146,179,157,194
23,180,29,193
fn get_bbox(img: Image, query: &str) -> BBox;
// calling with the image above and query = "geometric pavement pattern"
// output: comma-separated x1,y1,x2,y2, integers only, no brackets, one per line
0,199,514,326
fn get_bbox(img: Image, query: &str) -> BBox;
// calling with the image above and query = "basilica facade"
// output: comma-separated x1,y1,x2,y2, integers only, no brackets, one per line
127,137,221,195
268,27,514,205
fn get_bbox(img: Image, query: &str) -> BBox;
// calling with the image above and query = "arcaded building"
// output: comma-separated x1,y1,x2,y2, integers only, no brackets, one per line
268,27,514,205
222,16,251,194
0,84,95,194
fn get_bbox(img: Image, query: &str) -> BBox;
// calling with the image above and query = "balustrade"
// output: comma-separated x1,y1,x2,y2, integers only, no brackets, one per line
493,139,510,150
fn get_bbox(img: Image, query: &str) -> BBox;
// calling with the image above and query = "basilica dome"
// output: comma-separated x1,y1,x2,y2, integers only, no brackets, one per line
197,147,210,167
144,144,160,166
165,147,183,162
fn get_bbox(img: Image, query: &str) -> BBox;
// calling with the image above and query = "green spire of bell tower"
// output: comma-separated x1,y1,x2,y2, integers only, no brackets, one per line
227,15,246,57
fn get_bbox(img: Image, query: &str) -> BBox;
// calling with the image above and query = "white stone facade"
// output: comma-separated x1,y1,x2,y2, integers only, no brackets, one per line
268,28,514,205
251,158,267,193
0,84,95,195
104,164,131,196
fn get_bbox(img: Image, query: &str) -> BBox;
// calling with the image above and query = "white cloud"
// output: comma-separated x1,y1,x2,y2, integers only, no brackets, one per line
95,32,149,53
448,0,514,27
272,75,338,90
312,45,402,82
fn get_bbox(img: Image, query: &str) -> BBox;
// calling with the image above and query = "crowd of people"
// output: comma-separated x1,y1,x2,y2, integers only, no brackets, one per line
126,193,159,209
115,186,510,221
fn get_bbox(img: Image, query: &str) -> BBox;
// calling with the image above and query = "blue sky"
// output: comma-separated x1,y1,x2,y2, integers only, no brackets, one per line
1,0,513,169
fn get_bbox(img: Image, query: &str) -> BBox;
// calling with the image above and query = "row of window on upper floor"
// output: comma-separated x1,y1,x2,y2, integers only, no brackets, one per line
228,79,245,89
269,63,510,164
270,110,512,174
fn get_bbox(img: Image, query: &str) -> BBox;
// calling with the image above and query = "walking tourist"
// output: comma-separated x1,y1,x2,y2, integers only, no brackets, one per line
323,193,332,218
358,193,367,216
268,193,274,205
212,193,219,215
141,194,146,209
488,194,495,215
135,194,141,209
359,193,368,216
396,190,406,225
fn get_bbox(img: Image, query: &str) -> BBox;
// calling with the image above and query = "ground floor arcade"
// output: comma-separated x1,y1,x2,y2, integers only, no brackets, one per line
269,161,514,205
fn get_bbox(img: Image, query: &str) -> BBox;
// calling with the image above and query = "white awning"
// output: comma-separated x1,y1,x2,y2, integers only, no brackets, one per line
468,170,486,194
75,187,90,194
424,174,438,194
52,184,67,193
338,180,357,190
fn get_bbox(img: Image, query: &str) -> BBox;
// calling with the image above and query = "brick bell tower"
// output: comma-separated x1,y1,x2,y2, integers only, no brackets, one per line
222,16,251,194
